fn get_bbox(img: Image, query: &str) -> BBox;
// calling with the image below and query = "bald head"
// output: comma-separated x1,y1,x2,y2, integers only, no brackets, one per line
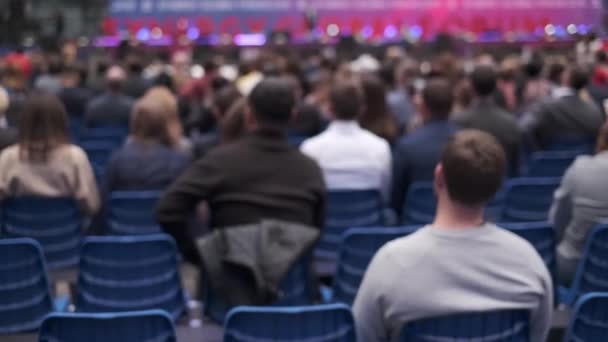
106,65,126,92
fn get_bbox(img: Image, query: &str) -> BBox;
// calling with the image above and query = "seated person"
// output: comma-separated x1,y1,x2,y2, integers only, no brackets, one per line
0,93,100,215
551,122,608,285
353,130,553,342
392,78,459,214
104,96,191,194
301,80,392,202
156,78,326,263
85,65,134,128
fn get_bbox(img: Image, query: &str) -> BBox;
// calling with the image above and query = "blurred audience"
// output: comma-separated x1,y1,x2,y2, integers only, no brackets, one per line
0,86,17,150
85,65,134,127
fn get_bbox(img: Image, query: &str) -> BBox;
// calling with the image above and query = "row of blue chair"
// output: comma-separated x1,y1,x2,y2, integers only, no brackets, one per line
0,193,162,269
0,235,185,334
33,293,608,342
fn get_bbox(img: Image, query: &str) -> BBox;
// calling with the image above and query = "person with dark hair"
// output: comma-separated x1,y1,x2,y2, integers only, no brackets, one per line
359,73,399,144
381,61,415,131
0,93,99,215
550,121,608,286
353,130,553,342
124,57,149,99
104,96,190,194
455,65,522,175
301,80,392,202
84,65,134,127
34,55,63,94
521,54,550,110
521,65,604,148
58,64,92,118
156,77,326,263
391,78,459,215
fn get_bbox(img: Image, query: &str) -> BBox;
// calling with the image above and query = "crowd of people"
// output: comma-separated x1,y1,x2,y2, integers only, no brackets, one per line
0,37,607,340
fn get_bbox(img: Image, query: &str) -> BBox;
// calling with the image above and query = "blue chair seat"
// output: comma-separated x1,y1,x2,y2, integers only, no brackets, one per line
563,293,608,342
107,191,163,235
499,178,561,222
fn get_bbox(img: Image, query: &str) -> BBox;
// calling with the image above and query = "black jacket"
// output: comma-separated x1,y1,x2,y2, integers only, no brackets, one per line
197,220,319,307
157,129,326,263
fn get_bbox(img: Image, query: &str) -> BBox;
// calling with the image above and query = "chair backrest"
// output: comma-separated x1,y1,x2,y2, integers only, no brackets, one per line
545,136,595,154
39,310,176,342
500,178,561,222
80,125,128,144
333,227,419,305
80,141,117,180
0,238,54,334
525,151,579,178
224,304,356,342
400,310,529,342
568,225,608,302
107,191,163,235
1,197,83,269
501,222,557,279
317,190,383,260
76,235,185,320
563,293,608,342
402,182,435,225
204,255,314,324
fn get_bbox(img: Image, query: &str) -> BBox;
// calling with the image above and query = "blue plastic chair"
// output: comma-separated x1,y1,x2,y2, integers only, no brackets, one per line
401,182,435,225
328,227,419,305
499,178,561,222
107,191,162,235
316,190,384,262
560,225,608,306
204,255,314,324
563,293,608,342
80,125,128,146
400,310,529,341
224,304,356,342
0,238,68,334
39,310,176,342
80,141,116,181
75,235,186,320
1,197,83,269
524,151,579,178
545,136,595,154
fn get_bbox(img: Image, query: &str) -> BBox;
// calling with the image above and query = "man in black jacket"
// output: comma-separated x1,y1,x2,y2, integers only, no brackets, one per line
157,77,326,263
521,66,604,149
455,65,522,176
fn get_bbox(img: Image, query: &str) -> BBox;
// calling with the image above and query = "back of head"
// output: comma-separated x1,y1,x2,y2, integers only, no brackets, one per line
248,77,295,128
105,65,126,92
567,65,590,91
330,80,363,120
470,65,497,97
213,86,243,119
360,73,389,116
440,130,506,207
131,97,173,146
18,93,69,162
422,78,453,120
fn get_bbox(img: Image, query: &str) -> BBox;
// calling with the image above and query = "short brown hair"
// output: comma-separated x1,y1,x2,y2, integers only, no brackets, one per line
331,80,363,120
130,97,173,146
441,130,506,206
18,93,70,162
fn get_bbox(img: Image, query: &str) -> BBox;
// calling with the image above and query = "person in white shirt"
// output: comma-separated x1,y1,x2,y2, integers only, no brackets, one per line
353,130,553,342
300,80,392,202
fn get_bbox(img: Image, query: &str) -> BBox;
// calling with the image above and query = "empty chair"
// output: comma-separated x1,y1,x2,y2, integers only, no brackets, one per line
561,225,608,306
224,304,356,342
563,293,608,342
76,235,186,320
204,256,314,324
107,191,162,235
525,151,579,178
0,238,68,334
329,227,419,305
316,190,383,263
500,178,561,222
39,310,176,342
400,310,529,342
1,197,83,269
401,182,435,225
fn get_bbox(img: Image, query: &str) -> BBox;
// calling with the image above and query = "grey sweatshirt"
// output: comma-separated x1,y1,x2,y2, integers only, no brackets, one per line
352,224,553,342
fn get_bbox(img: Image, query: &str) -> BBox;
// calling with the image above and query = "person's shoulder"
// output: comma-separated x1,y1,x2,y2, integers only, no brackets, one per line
300,131,327,152
489,224,545,259
0,144,19,159
61,144,88,159
359,127,391,150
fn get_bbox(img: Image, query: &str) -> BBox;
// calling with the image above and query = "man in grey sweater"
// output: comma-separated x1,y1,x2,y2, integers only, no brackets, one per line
353,130,553,342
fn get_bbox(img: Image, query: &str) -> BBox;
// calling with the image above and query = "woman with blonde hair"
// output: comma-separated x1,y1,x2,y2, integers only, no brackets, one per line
141,86,191,151
551,121,608,285
104,95,190,193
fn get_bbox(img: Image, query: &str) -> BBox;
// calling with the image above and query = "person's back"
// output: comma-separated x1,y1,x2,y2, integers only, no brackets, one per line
0,94,99,215
301,81,391,201
551,124,608,285
456,66,521,174
85,66,134,127
105,97,190,194
522,66,604,148
157,78,325,262
392,78,458,213
354,130,553,342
